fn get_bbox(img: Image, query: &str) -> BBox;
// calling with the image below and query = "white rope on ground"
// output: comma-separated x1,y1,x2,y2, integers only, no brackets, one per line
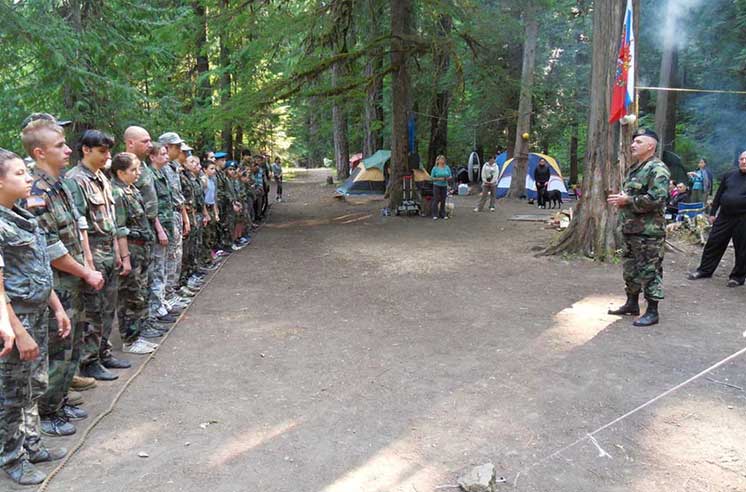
35,217,269,492
512,343,746,487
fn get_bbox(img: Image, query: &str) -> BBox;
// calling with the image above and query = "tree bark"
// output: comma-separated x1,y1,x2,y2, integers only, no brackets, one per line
308,95,323,168
654,40,678,154
363,0,385,157
569,123,579,185
219,1,233,155
332,60,350,179
427,14,452,169
387,0,414,209
507,5,539,198
193,1,212,151
545,0,636,260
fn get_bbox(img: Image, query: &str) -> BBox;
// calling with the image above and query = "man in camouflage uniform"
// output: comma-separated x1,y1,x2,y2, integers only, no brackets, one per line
126,127,171,326
146,143,177,325
20,119,105,437
608,128,670,327
0,148,70,485
158,132,191,312
67,130,130,381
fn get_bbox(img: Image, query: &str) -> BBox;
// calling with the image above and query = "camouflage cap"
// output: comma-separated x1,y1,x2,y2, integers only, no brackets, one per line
21,112,72,130
158,132,184,145
180,142,193,152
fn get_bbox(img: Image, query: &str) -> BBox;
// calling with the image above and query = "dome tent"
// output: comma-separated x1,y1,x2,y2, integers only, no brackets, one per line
335,150,431,196
494,152,569,199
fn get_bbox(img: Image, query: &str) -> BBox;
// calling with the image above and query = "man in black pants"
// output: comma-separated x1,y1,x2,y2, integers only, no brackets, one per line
534,158,551,208
688,151,746,287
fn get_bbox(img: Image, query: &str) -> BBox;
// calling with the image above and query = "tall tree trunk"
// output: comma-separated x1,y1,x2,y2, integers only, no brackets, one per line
654,41,678,154
387,0,414,209
332,61,350,179
427,14,452,169
235,125,243,155
219,0,230,159
193,1,212,151
363,0,384,157
545,0,637,259
569,122,579,185
507,5,539,198
308,95,323,168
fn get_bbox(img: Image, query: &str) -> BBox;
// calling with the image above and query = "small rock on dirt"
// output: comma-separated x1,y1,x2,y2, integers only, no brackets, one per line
137,451,149,458
457,463,497,492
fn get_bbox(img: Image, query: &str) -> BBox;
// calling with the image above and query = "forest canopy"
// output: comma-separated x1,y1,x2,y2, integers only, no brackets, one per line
1,0,745,178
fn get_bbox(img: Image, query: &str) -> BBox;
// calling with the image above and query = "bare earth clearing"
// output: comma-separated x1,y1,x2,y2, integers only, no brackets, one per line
21,168,746,492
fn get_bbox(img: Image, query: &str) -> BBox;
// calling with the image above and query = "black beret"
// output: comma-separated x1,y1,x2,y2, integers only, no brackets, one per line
633,128,659,141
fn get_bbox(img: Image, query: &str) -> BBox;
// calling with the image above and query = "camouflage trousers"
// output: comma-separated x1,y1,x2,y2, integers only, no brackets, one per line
166,211,183,299
203,208,218,261
148,242,168,320
38,280,82,417
218,202,235,249
180,214,199,284
118,242,151,343
1,310,48,468
80,241,118,365
191,214,205,269
622,234,665,301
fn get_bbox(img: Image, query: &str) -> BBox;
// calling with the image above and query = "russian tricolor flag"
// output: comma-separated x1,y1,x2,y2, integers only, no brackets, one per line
609,0,635,124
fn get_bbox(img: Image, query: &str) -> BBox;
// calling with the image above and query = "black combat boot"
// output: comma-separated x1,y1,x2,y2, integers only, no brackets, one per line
633,300,659,327
608,293,640,316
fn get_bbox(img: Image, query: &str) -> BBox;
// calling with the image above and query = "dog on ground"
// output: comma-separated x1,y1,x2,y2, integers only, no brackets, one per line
445,199,455,218
543,189,563,209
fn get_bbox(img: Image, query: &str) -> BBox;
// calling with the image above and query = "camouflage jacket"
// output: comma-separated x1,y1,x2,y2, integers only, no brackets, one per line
179,168,195,214
190,172,206,212
163,161,185,208
619,157,671,237
151,165,174,240
216,170,235,204
112,178,155,243
0,205,53,312
22,167,86,264
66,163,117,243
134,159,158,220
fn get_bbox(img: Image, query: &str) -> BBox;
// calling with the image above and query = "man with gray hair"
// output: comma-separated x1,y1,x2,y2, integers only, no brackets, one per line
607,128,670,327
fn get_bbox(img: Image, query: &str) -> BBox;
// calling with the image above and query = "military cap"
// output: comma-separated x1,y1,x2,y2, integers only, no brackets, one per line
158,132,184,145
180,142,193,152
633,128,659,142
21,112,72,130
214,151,228,159
225,160,237,169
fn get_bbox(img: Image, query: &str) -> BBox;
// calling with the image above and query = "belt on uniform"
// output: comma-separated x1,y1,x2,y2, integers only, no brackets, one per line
128,238,149,246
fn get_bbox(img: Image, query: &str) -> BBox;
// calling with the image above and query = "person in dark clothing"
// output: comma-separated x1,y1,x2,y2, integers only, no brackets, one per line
688,151,746,287
533,159,551,208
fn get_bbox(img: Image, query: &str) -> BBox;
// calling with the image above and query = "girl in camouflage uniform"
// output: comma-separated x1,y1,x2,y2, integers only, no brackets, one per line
111,153,159,355
0,149,70,485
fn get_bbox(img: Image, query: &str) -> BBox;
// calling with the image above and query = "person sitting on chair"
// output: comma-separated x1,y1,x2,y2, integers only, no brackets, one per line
665,182,689,217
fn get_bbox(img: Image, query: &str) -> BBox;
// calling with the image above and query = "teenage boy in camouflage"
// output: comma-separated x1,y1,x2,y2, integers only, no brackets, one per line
67,131,130,381
20,119,104,437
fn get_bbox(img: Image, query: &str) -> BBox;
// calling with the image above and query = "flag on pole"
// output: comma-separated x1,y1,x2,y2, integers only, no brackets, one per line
609,0,635,123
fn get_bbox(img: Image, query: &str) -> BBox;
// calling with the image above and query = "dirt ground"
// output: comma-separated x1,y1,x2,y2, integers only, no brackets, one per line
21,168,746,492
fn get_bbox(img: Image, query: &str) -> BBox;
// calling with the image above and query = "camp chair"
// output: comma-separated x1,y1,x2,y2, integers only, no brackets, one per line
676,202,706,223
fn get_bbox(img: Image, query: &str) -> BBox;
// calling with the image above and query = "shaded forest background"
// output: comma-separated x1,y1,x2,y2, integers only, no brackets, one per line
1,0,745,180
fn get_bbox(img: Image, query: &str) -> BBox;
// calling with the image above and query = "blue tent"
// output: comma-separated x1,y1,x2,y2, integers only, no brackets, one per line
494,152,569,199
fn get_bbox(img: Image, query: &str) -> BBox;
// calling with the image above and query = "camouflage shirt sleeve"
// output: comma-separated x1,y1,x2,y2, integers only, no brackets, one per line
111,187,130,238
22,186,68,262
629,161,671,214
135,167,158,220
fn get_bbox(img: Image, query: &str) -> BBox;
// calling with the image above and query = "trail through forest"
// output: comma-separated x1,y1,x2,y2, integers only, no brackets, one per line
26,169,746,492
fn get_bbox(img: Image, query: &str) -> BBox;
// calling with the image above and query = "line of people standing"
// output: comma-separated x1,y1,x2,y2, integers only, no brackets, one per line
0,113,283,486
